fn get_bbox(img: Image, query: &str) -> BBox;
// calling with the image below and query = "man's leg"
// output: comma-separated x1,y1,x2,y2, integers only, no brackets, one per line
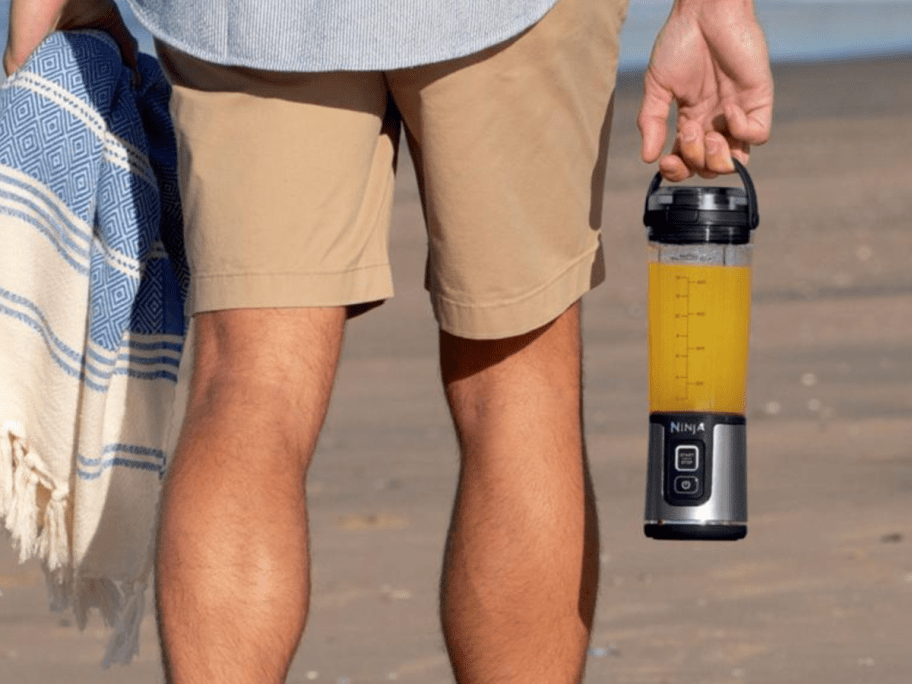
156,306,346,684
439,302,600,684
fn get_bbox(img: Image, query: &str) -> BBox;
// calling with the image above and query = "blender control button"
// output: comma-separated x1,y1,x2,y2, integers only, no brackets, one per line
675,445,700,472
673,475,701,496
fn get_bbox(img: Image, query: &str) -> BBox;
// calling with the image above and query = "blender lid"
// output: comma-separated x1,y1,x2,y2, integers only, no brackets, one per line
643,160,759,245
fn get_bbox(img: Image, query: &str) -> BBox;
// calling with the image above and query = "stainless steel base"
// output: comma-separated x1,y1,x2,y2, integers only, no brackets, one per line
644,414,747,541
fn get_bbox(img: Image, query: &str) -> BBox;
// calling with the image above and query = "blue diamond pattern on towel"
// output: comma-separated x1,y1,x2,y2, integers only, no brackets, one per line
0,28,189,375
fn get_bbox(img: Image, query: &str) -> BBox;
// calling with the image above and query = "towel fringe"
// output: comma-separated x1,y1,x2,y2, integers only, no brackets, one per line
0,424,14,516
1,425,67,566
102,581,147,667
2,424,149,666
37,488,70,571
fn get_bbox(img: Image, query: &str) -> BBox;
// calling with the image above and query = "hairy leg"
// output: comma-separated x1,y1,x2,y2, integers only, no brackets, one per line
156,307,346,684
439,302,600,684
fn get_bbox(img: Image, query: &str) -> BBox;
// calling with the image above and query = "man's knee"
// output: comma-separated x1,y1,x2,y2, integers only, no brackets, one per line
190,307,345,394
439,302,581,385
179,307,346,463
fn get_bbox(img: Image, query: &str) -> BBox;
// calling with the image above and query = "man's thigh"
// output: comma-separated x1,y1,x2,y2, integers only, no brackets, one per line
387,0,628,340
157,44,400,316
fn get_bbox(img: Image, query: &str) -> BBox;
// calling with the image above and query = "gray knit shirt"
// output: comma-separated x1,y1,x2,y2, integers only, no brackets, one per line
126,0,560,71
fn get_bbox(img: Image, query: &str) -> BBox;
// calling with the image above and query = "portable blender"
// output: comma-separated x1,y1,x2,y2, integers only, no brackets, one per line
643,160,759,541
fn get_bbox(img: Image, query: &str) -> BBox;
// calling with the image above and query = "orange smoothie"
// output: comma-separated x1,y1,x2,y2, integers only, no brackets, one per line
648,262,752,414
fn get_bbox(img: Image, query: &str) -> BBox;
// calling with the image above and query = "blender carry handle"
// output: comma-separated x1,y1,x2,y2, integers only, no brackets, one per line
644,159,759,230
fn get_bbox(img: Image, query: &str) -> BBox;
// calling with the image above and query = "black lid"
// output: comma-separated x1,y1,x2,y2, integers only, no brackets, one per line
644,160,759,245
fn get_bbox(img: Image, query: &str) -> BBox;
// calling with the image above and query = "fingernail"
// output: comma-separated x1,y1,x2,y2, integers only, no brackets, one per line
680,127,698,144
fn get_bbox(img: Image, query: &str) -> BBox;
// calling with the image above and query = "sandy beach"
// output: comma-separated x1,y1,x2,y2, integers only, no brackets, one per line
2,54,911,683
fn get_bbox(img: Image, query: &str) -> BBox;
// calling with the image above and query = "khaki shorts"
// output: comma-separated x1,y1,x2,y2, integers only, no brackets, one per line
158,0,627,339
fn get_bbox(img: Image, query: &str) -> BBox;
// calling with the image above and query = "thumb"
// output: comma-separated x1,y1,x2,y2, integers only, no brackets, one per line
3,48,17,76
725,103,772,147
4,0,66,75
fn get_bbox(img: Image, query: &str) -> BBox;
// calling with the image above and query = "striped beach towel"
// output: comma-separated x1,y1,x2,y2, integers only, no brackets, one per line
0,31,188,665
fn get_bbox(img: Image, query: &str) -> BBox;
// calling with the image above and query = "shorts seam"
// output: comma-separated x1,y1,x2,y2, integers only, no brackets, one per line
191,263,391,280
432,242,601,311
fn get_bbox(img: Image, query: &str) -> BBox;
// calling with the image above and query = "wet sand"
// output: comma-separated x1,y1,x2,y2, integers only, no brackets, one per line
2,55,911,683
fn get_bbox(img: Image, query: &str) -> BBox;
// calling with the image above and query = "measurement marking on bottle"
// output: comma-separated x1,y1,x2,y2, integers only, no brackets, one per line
674,276,707,401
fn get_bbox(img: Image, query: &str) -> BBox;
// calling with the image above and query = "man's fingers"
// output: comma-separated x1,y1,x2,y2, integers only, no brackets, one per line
704,131,734,175
658,154,692,182
638,74,674,163
638,111,670,164
657,130,749,181
3,49,17,76
729,138,751,166
4,0,67,75
675,120,706,172
5,0,138,78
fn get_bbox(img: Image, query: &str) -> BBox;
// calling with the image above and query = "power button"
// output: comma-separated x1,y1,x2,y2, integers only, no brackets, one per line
673,475,701,497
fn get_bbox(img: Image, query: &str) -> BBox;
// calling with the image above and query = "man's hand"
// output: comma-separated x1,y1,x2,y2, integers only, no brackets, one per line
638,0,773,180
4,0,137,76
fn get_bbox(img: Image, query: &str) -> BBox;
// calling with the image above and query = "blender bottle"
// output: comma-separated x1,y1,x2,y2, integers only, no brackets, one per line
643,160,759,541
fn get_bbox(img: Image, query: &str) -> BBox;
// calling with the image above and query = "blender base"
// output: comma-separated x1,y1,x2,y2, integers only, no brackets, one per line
645,522,747,541
644,414,748,541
